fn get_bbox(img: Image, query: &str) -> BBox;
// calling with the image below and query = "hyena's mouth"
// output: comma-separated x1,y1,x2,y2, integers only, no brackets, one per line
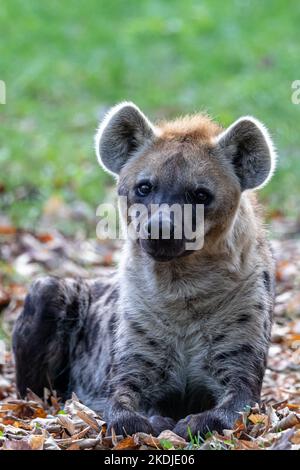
139,237,188,262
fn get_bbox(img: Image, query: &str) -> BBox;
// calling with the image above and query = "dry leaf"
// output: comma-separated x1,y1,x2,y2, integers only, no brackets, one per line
270,413,300,432
157,430,187,448
234,440,262,450
0,225,17,235
248,414,268,425
269,428,295,450
76,409,102,432
57,414,76,435
29,434,45,450
291,430,300,444
134,432,161,449
113,436,139,450
67,443,81,450
2,439,32,450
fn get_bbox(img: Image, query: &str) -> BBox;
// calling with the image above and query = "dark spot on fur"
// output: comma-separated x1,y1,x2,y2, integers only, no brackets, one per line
214,350,235,361
86,321,100,351
128,321,160,349
108,312,117,335
215,344,254,362
117,378,141,394
238,375,255,390
148,338,159,348
129,382,142,394
91,281,111,301
263,271,271,292
104,288,119,306
255,303,264,311
131,353,156,370
214,334,225,342
215,368,227,375
237,314,249,323
240,344,254,355
254,361,265,381
159,368,168,382
129,320,146,336
220,376,230,386
256,237,264,249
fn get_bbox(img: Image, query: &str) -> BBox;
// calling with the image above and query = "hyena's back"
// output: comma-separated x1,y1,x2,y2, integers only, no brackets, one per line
13,275,118,404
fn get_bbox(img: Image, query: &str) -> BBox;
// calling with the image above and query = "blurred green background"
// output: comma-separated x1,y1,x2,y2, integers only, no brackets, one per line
1,0,300,231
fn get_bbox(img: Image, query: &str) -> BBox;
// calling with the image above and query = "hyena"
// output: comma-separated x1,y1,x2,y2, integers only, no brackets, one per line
13,102,276,438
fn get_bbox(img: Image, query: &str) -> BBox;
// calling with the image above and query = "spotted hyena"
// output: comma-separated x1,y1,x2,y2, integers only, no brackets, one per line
13,102,276,438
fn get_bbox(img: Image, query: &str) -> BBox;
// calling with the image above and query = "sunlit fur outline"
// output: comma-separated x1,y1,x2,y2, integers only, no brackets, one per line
215,116,277,189
95,101,159,178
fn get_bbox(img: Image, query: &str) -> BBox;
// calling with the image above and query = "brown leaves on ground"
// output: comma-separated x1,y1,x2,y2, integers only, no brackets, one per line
0,222,300,450
0,394,299,450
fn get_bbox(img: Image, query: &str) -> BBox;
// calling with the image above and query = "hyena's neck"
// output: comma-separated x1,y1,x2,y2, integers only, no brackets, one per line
119,194,262,306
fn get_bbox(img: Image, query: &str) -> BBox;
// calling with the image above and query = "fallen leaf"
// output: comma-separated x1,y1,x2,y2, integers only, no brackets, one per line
37,233,54,243
248,414,268,425
29,434,45,450
67,443,81,450
57,414,76,435
290,429,300,445
2,438,32,450
113,435,139,450
269,428,295,450
0,225,17,235
76,409,102,432
270,413,300,432
134,432,161,448
157,430,187,448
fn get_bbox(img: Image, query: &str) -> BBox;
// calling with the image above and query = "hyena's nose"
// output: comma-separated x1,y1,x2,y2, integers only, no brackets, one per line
146,212,175,240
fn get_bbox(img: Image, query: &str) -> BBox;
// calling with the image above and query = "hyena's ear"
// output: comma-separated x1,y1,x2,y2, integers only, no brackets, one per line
95,102,157,175
216,116,276,190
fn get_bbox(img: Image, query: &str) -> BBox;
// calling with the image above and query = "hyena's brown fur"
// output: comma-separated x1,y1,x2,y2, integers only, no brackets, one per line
13,103,276,438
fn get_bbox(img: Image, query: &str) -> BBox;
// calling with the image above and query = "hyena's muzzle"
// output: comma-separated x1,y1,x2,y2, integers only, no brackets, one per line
132,200,204,262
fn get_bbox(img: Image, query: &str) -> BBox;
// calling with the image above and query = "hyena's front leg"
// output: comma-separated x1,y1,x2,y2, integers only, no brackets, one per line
174,338,269,439
104,327,170,436
105,383,154,436
106,388,176,436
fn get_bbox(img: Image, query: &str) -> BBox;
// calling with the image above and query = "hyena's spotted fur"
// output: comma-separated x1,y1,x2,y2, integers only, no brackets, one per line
13,103,276,438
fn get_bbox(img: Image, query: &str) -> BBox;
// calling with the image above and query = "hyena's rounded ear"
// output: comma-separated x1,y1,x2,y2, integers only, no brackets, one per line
216,116,277,190
95,102,157,175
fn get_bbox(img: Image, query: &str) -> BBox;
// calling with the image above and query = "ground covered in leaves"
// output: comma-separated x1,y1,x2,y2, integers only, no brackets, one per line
0,217,300,450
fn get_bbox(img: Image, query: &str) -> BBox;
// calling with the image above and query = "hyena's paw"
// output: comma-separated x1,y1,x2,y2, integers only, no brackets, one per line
173,410,230,440
149,415,176,435
107,411,155,436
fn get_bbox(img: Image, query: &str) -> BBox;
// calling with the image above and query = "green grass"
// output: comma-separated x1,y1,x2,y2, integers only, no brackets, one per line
1,0,300,229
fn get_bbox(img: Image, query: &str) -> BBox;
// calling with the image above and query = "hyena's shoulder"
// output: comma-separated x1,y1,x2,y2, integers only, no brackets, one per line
70,274,120,366
88,272,119,306
246,192,276,290
87,273,120,328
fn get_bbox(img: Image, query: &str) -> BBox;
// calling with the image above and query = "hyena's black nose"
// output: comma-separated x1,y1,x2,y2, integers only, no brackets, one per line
146,212,175,240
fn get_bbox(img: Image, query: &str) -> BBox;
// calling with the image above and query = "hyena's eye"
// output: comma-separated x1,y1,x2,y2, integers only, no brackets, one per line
193,188,213,206
135,182,152,197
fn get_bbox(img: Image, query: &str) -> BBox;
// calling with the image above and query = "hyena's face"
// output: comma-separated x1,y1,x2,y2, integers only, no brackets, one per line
96,103,275,261
116,138,241,261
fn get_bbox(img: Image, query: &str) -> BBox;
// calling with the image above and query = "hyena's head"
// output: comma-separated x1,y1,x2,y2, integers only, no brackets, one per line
95,102,276,262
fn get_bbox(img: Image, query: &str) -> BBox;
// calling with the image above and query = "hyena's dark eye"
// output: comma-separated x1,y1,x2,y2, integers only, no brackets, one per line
193,188,213,206
135,182,152,197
